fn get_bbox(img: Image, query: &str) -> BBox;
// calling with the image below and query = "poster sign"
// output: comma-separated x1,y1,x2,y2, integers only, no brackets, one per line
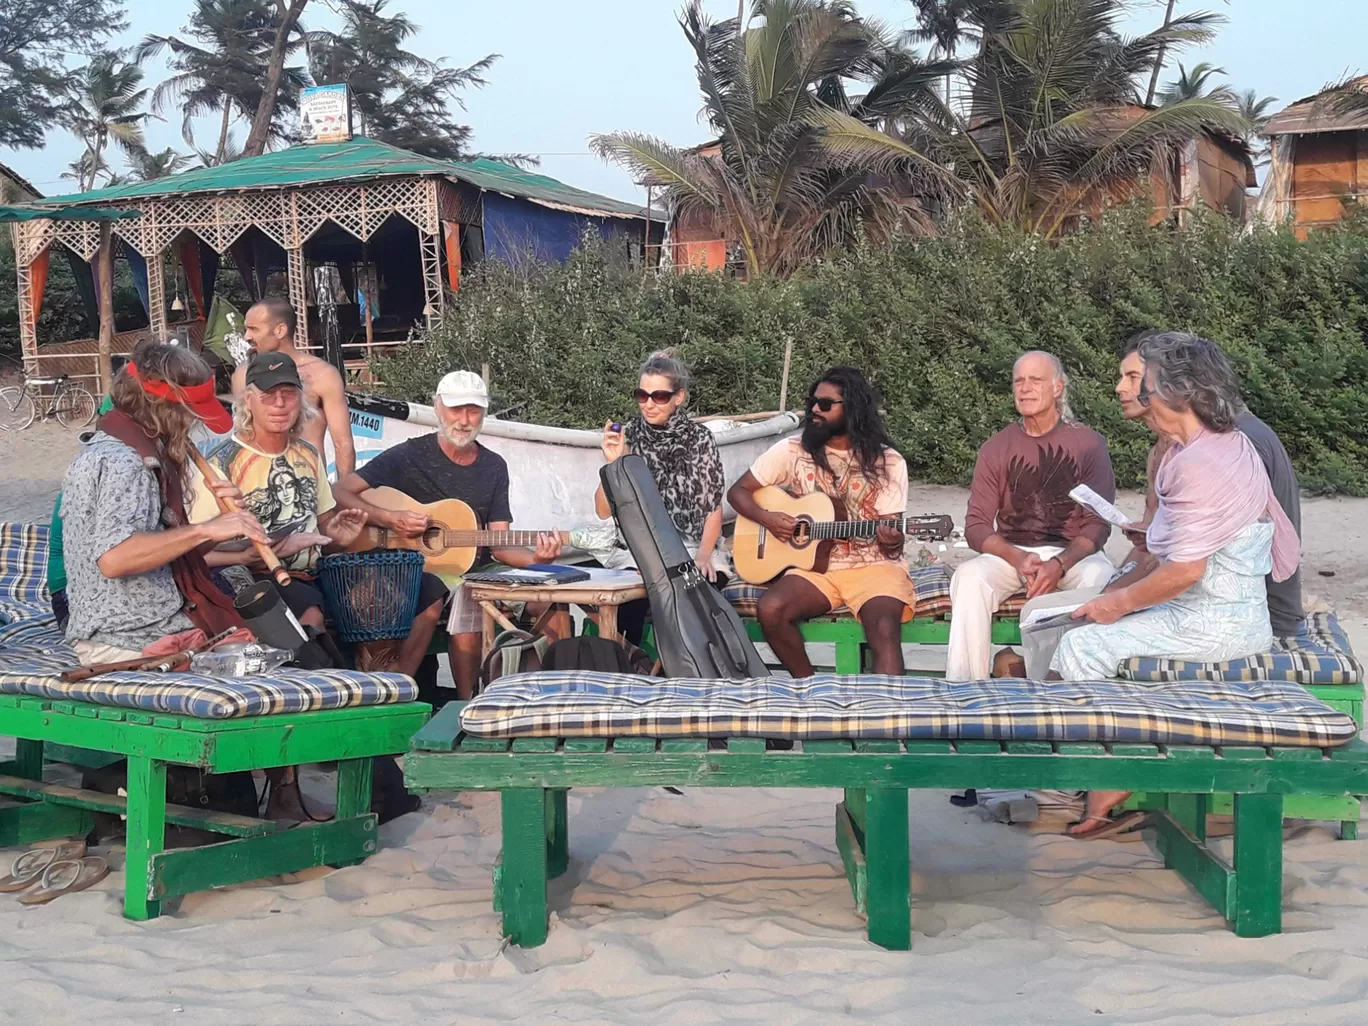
300,84,352,144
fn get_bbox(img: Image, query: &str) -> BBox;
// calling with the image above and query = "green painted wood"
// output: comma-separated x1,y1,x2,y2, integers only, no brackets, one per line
1233,793,1283,938
863,788,911,951
1110,744,1161,757
409,700,466,751
546,789,569,880
124,756,166,921
1269,747,1323,761
0,774,276,838
0,800,94,846
726,738,765,753
334,758,374,824
954,741,1001,755
834,802,867,916
1220,747,1271,761
659,739,708,753
1154,811,1234,919
805,740,853,754
1166,746,1216,761
1166,794,1207,846
854,740,901,753
1004,742,1053,755
0,760,15,775
833,639,862,675
491,854,503,912
500,789,549,947
1056,743,1106,755
43,743,124,769
1205,793,1359,821
613,738,657,753
562,739,608,753
149,817,377,900
902,741,952,754
511,738,558,753
1341,820,1359,841
459,737,512,752
14,738,43,779
845,788,867,833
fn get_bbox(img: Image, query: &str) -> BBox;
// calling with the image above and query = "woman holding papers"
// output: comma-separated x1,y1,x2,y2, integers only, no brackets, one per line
1050,333,1300,837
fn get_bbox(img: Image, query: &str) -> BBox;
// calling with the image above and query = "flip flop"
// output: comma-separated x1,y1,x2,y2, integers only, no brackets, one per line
1065,810,1149,840
0,841,87,892
18,856,110,906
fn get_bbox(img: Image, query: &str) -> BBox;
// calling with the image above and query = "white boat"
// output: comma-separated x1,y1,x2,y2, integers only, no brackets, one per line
325,394,800,531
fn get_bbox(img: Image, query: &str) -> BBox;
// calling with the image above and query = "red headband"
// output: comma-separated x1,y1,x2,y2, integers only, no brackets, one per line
127,362,216,405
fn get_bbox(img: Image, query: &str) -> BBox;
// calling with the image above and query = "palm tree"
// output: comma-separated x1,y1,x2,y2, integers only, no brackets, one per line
884,0,1248,236
1232,88,1277,167
307,0,499,160
136,0,309,165
244,0,309,158
128,147,196,180
904,0,984,105
62,51,151,192
1159,61,1235,105
592,0,954,277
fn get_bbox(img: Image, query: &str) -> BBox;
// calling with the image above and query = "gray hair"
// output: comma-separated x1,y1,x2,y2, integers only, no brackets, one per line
1014,350,1075,423
233,383,318,439
1134,332,1242,432
639,349,691,393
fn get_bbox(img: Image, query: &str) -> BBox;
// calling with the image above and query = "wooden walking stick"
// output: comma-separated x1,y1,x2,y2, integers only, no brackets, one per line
188,447,292,588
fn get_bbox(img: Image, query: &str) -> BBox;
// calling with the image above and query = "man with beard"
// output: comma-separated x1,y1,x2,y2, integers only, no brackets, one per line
728,367,915,676
333,371,561,701
947,351,1117,681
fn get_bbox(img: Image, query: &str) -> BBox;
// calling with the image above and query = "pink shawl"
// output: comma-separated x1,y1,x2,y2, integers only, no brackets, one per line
1147,428,1300,581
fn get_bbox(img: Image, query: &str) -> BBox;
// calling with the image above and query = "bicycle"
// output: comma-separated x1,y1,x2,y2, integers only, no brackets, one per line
0,374,98,432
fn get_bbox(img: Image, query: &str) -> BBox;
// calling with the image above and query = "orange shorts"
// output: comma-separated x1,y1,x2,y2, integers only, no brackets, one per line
787,564,916,621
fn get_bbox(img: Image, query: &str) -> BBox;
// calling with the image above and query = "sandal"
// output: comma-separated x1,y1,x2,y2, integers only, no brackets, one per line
1065,810,1149,840
19,856,110,906
0,841,87,892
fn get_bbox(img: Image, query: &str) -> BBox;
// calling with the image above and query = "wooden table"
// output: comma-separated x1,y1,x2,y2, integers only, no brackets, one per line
464,574,647,661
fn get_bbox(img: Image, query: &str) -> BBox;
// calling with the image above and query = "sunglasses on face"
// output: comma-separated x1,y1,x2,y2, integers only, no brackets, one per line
634,388,679,405
808,397,844,413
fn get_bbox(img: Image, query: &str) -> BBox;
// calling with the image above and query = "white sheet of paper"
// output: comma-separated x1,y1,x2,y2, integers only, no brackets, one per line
1019,602,1085,630
1068,484,1134,528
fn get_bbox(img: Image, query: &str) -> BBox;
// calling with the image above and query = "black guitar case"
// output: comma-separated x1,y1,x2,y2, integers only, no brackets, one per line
601,455,767,680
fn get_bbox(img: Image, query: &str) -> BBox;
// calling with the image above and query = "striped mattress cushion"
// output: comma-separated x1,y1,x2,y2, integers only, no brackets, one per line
1117,612,1363,686
459,671,1358,747
0,522,50,606
0,631,419,719
722,563,1026,619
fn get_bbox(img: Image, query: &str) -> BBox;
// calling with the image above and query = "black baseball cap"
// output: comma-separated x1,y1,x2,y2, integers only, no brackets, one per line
245,350,302,391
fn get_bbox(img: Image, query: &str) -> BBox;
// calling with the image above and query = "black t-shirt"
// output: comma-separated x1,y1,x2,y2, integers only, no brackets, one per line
358,435,513,563
1236,411,1304,636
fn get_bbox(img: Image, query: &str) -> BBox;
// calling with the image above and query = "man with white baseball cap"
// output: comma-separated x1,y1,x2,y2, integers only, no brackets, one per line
333,369,561,704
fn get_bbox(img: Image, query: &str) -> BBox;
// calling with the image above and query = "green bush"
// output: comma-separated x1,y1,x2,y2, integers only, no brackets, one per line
376,208,1368,494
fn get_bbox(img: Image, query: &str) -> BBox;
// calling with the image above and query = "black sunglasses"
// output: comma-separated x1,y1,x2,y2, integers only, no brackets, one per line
808,397,845,413
634,388,679,405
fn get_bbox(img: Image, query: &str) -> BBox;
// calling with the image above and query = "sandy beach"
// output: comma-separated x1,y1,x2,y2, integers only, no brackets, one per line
1,424,1365,1025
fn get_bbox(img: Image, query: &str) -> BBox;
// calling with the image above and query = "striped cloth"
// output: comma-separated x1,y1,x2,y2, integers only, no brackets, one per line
0,522,50,608
459,671,1359,747
1118,612,1363,686
722,563,1026,619
0,637,419,719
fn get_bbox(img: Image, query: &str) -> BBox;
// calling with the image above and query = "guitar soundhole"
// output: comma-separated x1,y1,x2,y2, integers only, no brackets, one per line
422,524,446,554
791,517,814,551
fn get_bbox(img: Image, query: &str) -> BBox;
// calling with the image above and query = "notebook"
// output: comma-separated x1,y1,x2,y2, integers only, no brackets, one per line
462,564,592,586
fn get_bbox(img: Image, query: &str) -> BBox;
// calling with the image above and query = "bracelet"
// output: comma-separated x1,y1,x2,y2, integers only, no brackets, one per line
1048,556,1066,573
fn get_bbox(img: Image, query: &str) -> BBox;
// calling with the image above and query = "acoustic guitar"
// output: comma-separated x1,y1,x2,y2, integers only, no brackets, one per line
733,486,954,584
347,486,571,575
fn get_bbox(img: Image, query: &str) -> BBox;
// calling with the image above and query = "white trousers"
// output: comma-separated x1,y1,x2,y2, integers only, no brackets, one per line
946,546,1116,681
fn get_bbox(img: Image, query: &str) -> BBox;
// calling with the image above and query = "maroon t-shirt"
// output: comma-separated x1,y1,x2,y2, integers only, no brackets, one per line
964,420,1115,552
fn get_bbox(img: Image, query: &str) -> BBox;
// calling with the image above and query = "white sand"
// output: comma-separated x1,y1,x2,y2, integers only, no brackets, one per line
2,429,1367,1023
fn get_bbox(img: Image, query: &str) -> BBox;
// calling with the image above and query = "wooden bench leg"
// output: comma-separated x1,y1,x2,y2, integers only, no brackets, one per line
862,787,911,950
835,788,868,915
14,738,43,780
332,758,376,867
1164,793,1206,867
833,637,862,674
124,755,167,921
1341,819,1359,841
501,788,549,946
546,788,569,880
1233,792,1283,938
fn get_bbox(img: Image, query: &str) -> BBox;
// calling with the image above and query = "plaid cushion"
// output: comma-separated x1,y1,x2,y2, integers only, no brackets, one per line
0,523,50,606
460,671,1358,747
1118,612,1363,686
0,637,419,719
722,564,954,618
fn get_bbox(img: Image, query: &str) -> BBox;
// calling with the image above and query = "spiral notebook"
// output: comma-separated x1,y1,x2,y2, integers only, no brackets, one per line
461,564,591,586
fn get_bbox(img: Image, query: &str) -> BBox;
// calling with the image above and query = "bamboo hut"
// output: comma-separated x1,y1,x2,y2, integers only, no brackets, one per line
1259,77,1368,234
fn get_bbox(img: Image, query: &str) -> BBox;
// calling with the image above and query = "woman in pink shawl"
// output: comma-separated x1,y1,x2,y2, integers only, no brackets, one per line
1053,334,1300,838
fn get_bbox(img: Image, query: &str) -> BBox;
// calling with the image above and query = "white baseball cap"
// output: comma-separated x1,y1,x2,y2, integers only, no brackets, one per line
435,369,489,409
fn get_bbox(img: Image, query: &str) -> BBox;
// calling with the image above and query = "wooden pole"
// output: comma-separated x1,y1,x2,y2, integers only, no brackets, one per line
96,222,114,396
1144,0,1178,106
643,184,652,267
778,335,794,413
361,242,374,355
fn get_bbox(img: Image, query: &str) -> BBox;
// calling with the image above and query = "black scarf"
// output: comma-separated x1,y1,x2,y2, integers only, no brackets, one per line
624,409,724,542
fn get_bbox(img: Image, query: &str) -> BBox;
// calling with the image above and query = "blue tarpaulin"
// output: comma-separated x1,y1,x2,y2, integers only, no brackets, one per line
482,192,643,265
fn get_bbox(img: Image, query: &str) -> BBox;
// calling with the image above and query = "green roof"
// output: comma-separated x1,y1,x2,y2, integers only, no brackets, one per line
35,138,651,220
0,204,140,223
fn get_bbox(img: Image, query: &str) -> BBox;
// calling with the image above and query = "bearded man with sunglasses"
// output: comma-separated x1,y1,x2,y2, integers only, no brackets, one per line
728,367,915,676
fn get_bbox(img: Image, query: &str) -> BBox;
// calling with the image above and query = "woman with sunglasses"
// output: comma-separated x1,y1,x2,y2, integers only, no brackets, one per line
590,351,728,637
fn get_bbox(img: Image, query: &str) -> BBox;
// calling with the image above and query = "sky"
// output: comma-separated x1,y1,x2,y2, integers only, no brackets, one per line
4,0,1367,204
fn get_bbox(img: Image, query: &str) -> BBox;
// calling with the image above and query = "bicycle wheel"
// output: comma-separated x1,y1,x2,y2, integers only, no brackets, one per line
0,387,36,431
54,384,97,429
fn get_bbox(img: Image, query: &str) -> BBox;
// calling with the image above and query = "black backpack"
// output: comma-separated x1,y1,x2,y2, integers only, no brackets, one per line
482,631,655,688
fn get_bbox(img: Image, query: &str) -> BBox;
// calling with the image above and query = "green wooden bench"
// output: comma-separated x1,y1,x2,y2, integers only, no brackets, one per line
738,616,1365,837
0,694,430,919
404,702,1368,950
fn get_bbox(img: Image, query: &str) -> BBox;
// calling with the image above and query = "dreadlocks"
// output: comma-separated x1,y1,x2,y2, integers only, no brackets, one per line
802,366,897,485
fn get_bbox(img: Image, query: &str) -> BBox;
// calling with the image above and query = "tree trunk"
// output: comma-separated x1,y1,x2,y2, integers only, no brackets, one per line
96,222,114,395
243,0,308,158
1144,0,1178,106
216,102,232,163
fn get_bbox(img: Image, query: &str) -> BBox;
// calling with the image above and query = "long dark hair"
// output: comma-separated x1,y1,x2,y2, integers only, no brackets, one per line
804,366,897,484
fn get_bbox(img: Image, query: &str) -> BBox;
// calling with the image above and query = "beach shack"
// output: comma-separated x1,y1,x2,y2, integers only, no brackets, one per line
1259,77,1368,234
8,139,663,388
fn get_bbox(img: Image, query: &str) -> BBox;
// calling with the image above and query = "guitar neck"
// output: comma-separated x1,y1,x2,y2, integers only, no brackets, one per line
808,516,913,541
439,530,569,548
